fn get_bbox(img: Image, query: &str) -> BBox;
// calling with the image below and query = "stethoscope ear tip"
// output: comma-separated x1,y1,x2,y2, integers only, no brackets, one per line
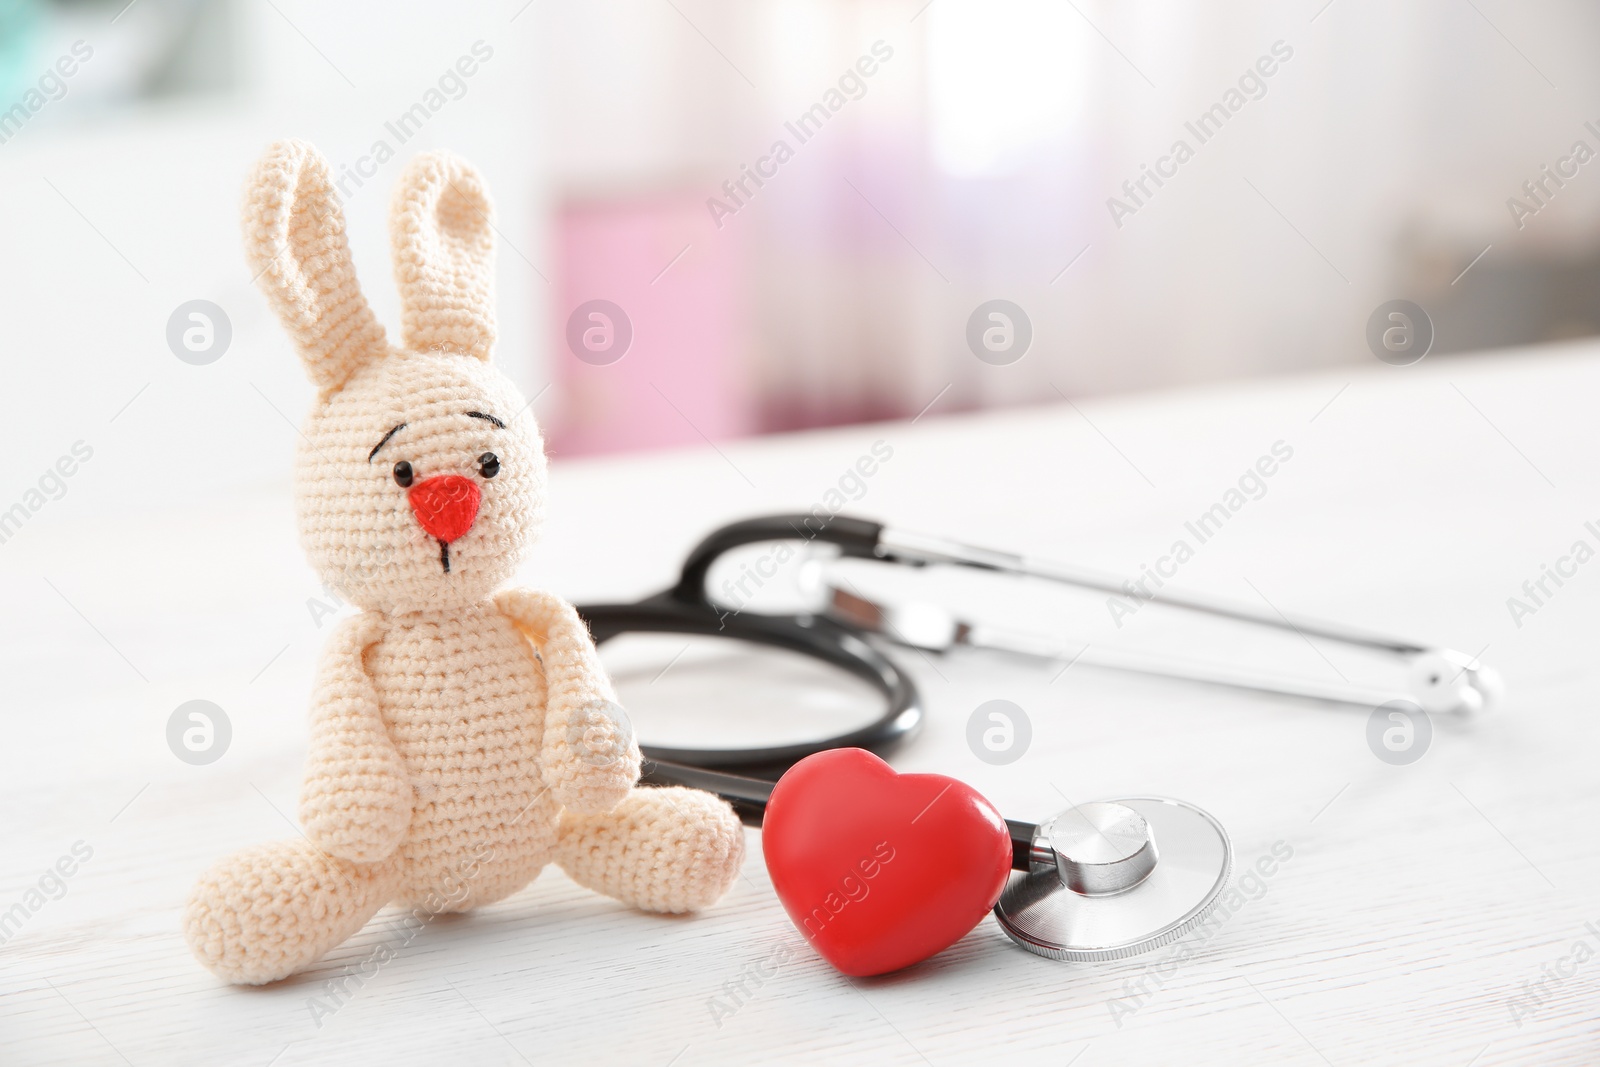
1470,665,1507,711
1407,649,1505,718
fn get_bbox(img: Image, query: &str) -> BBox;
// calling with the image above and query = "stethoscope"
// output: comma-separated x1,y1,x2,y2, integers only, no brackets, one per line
577,514,1502,969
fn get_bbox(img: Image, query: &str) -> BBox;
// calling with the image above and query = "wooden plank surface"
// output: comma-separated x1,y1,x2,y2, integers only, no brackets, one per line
3,344,1598,1065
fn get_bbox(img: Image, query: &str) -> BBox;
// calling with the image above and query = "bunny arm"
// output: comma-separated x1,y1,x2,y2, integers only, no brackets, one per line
297,612,414,863
494,588,640,814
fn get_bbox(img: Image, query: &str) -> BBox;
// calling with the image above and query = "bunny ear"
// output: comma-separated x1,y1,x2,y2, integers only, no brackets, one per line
241,140,390,392
389,151,496,361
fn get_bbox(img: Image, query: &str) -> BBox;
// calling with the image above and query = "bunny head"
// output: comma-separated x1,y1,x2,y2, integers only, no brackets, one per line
244,140,545,614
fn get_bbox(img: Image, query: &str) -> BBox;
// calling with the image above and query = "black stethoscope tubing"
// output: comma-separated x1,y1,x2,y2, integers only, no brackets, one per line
576,514,1037,869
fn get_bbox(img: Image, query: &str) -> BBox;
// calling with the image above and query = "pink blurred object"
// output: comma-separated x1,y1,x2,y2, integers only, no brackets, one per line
548,193,752,457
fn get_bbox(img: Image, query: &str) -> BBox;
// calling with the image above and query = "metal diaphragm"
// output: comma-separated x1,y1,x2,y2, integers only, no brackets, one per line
993,796,1232,962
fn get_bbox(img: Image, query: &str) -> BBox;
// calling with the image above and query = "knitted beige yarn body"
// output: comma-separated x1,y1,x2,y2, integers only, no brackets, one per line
184,140,744,985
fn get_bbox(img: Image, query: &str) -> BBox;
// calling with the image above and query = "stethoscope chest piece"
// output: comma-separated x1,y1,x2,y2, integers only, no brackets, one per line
994,797,1232,962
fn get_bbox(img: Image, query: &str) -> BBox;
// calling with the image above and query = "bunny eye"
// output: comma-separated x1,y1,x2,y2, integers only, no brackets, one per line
478,452,500,479
392,461,414,488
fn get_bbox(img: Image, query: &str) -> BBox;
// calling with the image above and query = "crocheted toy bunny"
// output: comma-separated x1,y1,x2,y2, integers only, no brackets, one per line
184,140,745,985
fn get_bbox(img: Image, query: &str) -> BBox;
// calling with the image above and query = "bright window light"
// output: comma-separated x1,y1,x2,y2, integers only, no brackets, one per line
927,0,1088,177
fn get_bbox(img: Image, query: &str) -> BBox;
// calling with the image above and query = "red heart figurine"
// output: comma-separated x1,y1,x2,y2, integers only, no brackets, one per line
762,748,1013,976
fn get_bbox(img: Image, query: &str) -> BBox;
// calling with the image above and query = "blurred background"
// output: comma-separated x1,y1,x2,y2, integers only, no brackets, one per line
1,0,1597,489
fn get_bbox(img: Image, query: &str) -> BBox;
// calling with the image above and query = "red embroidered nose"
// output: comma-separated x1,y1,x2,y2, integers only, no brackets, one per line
407,474,480,543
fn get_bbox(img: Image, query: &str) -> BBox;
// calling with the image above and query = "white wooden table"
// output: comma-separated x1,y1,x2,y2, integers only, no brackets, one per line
5,344,1599,1065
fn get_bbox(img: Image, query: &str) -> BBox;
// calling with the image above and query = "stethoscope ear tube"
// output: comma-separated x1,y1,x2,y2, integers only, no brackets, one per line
638,759,777,827
578,589,923,782
668,513,886,606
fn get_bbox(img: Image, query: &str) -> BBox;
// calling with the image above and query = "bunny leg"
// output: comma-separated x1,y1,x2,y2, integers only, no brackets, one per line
185,839,399,985
555,787,745,913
